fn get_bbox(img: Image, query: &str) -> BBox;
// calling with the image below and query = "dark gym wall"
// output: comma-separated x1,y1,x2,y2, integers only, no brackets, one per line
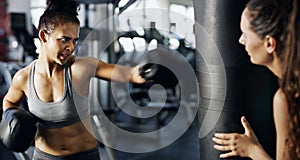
193,0,277,159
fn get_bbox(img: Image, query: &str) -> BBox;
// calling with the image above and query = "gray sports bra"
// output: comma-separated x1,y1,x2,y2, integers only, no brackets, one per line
27,61,89,129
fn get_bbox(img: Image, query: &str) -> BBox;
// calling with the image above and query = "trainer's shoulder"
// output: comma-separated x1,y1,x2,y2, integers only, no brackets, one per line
273,88,289,119
273,88,288,108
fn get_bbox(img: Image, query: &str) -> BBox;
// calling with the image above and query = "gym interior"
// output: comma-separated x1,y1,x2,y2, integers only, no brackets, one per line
0,0,278,160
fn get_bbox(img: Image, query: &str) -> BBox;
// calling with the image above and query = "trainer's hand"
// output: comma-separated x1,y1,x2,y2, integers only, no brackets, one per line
139,63,178,88
212,116,260,159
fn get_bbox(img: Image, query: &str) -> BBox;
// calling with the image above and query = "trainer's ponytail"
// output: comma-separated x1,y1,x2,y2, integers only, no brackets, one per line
281,0,300,158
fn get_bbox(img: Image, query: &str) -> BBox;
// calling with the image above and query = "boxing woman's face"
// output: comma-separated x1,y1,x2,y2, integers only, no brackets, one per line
45,22,79,65
238,9,272,66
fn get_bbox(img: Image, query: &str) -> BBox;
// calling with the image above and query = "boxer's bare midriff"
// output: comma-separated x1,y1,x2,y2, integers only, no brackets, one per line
34,118,97,156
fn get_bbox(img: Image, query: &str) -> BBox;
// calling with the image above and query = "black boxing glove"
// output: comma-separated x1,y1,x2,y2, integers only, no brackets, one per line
0,108,37,152
139,63,178,88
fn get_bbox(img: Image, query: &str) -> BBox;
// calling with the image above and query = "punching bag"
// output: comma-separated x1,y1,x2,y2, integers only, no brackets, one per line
193,0,277,159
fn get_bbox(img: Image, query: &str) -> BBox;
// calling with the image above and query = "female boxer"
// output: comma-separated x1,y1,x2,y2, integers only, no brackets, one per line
1,0,148,159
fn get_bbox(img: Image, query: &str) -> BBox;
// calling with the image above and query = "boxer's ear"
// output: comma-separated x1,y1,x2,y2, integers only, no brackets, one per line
39,30,49,43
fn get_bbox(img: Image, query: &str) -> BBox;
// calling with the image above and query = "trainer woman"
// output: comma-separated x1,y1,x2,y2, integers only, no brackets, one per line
212,0,300,159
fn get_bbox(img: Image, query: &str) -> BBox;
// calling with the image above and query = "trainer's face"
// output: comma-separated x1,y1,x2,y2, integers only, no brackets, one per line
46,22,79,65
239,9,270,65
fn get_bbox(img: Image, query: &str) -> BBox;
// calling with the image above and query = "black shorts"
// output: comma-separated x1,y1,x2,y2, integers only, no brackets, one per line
32,147,100,160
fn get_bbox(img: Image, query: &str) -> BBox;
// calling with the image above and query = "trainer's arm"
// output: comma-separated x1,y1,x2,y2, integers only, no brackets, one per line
3,69,27,111
273,89,293,160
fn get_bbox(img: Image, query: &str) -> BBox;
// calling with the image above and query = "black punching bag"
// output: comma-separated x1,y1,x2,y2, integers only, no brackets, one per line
193,0,277,159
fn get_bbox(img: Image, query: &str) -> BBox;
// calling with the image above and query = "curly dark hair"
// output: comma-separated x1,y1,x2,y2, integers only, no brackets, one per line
38,0,80,34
